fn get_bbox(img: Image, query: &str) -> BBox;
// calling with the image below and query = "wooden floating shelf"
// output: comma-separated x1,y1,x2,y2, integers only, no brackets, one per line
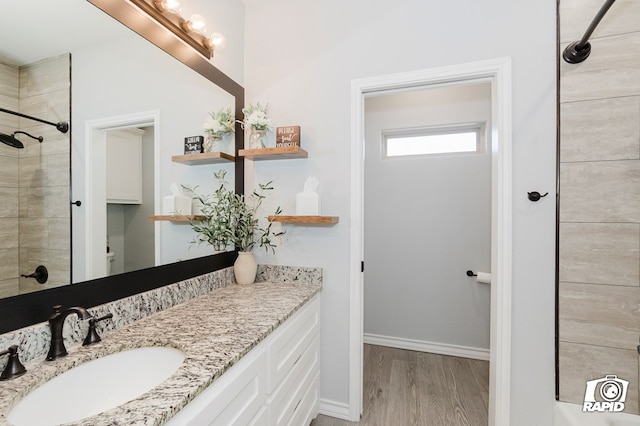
149,215,205,222
172,152,235,165
239,146,308,160
268,215,339,224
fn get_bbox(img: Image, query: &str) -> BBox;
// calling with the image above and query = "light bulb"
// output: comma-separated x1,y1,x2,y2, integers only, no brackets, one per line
154,0,181,13
207,32,226,50
184,14,207,34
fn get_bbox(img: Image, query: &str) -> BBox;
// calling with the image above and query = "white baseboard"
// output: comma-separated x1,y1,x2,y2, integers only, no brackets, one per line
318,398,352,421
363,333,490,361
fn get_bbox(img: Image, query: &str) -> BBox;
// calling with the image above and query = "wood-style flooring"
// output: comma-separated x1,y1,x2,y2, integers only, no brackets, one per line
310,344,489,426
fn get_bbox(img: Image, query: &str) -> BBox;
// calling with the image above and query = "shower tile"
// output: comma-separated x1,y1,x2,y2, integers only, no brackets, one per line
0,218,18,248
560,96,640,162
558,342,638,413
559,281,640,350
19,156,47,187
561,32,640,103
559,223,639,286
47,153,70,187
45,186,71,218
0,157,18,187
19,54,70,98
19,218,47,249
0,278,18,298
560,160,640,223
560,0,640,44
48,218,70,251
0,249,18,278
0,188,18,217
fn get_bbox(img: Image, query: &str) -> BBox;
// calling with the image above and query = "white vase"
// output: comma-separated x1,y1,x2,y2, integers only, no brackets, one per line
234,251,257,284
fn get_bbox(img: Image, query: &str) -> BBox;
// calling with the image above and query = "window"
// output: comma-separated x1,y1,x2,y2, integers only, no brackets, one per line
383,123,485,158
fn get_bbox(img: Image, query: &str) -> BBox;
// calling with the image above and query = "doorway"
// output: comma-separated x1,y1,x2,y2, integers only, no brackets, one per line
83,111,161,280
349,58,513,425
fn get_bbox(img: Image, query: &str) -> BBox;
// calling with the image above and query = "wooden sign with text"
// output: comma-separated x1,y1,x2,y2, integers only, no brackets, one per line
276,126,300,148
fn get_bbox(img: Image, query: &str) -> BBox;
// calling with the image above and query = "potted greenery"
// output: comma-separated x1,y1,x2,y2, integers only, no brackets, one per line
185,170,284,284
202,106,235,152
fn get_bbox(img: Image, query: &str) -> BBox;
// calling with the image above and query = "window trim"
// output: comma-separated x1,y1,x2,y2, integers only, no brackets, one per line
382,122,487,159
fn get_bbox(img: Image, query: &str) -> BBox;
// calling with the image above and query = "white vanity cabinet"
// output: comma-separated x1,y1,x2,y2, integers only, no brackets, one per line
167,294,321,426
106,128,145,204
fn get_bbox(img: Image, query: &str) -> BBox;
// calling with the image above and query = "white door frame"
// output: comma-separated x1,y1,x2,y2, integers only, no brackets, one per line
84,110,161,279
349,57,512,425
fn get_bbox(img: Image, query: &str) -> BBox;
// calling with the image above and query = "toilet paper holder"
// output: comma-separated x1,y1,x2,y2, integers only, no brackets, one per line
466,270,477,277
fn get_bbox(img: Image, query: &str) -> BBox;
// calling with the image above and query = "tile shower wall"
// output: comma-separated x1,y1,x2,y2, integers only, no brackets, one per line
0,61,20,297
17,54,70,294
559,0,640,413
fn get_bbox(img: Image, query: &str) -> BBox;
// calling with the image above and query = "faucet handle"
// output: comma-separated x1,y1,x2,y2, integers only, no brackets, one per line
82,313,113,346
0,345,27,381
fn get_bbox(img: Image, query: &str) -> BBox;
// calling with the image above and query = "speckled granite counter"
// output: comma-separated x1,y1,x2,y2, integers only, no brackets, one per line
0,280,321,425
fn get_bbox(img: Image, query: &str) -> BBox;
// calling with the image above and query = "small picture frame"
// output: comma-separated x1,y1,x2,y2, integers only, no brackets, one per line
184,135,204,154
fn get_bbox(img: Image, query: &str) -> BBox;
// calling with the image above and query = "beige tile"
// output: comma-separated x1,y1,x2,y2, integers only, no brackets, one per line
19,218,47,249
19,54,70,98
560,160,640,223
560,0,640,43
561,32,640,102
0,278,18,298
0,248,18,278
45,186,70,218
0,188,18,218
47,154,70,187
559,223,639,286
560,96,640,162
48,218,70,251
0,218,18,248
559,282,640,350
0,156,19,187
559,342,638,413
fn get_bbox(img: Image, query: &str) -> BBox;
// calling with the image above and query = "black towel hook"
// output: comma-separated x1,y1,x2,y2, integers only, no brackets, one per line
527,191,549,202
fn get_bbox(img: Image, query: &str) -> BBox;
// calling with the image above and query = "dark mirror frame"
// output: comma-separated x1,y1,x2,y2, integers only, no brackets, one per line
0,0,244,334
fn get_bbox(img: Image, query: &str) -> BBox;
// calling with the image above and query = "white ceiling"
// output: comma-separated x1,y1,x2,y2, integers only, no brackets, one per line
0,0,130,66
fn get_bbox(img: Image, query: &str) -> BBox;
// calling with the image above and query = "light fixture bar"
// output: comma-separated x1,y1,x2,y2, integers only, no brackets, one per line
128,0,213,58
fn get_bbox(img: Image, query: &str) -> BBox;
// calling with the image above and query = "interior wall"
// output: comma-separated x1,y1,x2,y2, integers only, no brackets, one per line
244,0,557,422
0,61,19,297
363,84,492,354
71,22,236,282
558,0,640,413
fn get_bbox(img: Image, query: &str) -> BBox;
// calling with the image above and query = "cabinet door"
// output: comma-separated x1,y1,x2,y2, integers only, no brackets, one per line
106,128,144,204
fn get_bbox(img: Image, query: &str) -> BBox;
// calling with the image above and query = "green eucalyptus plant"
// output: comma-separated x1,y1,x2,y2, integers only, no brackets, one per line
184,170,284,253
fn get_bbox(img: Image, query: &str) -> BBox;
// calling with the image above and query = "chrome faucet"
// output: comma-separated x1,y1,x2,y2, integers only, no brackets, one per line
46,305,92,361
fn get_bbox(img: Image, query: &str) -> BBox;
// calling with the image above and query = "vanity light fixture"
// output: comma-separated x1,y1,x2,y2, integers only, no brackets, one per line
128,0,225,59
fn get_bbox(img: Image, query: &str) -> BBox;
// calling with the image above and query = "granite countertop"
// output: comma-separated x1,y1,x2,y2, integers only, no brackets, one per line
0,281,321,426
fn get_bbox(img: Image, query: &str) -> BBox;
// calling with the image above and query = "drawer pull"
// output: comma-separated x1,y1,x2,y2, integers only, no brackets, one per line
293,353,303,366
293,398,302,413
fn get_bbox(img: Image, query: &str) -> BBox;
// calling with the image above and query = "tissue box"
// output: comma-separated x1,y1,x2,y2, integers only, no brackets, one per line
296,192,320,215
163,195,192,215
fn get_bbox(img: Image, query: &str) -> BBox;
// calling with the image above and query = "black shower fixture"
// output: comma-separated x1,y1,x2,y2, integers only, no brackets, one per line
0,131,43,149
563,0,616,64
0,106,69,147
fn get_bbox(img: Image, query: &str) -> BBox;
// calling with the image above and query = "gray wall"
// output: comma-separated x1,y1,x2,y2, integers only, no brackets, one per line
558,0,640,413
363,84,491,354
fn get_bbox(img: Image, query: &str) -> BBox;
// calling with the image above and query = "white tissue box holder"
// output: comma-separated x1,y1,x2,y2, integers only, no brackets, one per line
296,192,320,216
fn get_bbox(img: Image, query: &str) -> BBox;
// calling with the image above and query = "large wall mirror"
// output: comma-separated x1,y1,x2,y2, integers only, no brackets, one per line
0,0,244,333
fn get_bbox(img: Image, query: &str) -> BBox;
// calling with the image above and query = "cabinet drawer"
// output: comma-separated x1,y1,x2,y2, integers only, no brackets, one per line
269,296,320,393
269,334,320,425
289,371,320,426
166,349,267,426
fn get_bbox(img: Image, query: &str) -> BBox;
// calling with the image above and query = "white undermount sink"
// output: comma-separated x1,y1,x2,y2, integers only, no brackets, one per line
8,346,185,426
